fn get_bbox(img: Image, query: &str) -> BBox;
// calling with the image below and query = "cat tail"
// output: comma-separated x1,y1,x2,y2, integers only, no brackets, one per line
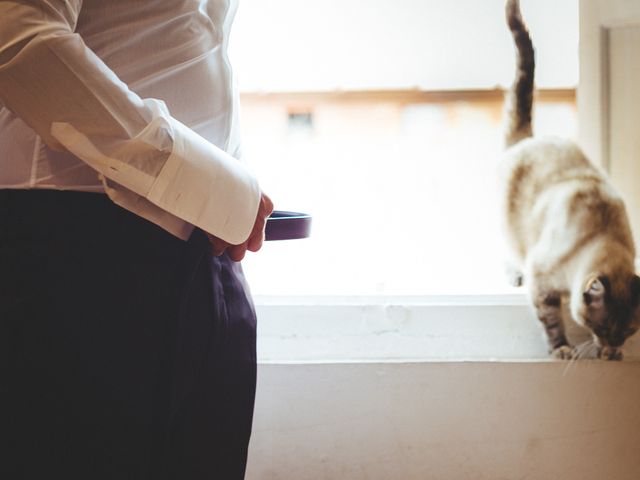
504,0,535,148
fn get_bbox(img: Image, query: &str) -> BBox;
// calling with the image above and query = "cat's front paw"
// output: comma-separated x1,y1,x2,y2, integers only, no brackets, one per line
599,346,624,361
505,265,524,287
509,271,524,287
551,345,573,360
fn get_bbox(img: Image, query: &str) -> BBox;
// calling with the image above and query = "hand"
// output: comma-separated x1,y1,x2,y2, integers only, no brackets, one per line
206,192,274,262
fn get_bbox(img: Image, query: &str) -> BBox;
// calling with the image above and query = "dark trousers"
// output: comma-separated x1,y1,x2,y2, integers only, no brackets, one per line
0,189,257,480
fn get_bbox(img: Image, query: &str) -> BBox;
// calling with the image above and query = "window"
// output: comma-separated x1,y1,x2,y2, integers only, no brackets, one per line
286,110,314,132
230,0,579,297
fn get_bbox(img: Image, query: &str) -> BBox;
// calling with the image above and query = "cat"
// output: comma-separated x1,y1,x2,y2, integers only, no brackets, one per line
500,0,640,360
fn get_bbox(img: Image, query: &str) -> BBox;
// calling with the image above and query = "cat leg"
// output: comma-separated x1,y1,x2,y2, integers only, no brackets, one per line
501,236,525,287
531,287,572,359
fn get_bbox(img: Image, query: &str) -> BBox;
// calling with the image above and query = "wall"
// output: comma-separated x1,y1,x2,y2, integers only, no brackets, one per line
246,299,640,479
247,361,640,480
578,0,640,248
606,26,640,250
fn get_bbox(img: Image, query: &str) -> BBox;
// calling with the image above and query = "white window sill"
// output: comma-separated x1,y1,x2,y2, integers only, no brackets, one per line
254,294,640,363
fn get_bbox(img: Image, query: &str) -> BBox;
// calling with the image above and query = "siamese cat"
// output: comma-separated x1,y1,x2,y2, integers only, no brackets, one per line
501,0,640,360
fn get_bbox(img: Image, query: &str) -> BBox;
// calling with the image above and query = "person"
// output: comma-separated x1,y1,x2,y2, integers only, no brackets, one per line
0,1,272,479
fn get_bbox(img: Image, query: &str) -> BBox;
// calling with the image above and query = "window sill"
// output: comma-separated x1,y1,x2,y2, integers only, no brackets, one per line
254,294,640,363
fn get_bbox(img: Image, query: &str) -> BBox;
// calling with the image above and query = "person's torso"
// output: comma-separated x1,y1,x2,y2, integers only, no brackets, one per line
0,0,241,191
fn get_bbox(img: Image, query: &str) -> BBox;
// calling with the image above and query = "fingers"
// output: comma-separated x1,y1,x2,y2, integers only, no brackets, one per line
212,243,227,257
247,213,266,252
261,193,274,217
208,236,247,261
206,233,229,257
227,242,248,262
204,191,274,261
247,229,264,253
247,192,273,253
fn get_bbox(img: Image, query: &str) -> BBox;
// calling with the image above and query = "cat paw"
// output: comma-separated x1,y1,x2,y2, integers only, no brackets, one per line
505,269,524,287
550,345,573,360
509,271,524,287
599,346,624,361
504,262,524,287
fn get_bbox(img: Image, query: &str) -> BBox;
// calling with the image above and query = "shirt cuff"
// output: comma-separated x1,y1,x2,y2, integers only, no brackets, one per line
147,117,261,245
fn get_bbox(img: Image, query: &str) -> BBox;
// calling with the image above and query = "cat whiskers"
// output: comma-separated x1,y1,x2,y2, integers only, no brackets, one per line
562,341,600,376
576,340,600,360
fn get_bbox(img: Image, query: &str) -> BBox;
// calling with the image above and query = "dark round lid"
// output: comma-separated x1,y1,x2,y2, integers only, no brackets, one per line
265,211,312,241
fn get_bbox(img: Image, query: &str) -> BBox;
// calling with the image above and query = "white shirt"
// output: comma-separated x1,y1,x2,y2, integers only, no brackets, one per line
0,0,260,244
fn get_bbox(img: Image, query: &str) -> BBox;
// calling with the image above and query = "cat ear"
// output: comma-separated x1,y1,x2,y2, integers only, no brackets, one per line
630,275,640,307
583,276,608,308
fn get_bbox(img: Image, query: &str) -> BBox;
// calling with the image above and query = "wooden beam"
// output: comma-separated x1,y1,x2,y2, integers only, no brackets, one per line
240,88,576,105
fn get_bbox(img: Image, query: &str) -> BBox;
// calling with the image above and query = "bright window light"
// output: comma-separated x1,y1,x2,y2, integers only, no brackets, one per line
230,0,579,296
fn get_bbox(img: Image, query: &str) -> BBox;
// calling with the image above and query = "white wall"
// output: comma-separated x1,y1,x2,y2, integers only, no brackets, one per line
231,0,579,92
247,361,640,480
248,299,640,479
